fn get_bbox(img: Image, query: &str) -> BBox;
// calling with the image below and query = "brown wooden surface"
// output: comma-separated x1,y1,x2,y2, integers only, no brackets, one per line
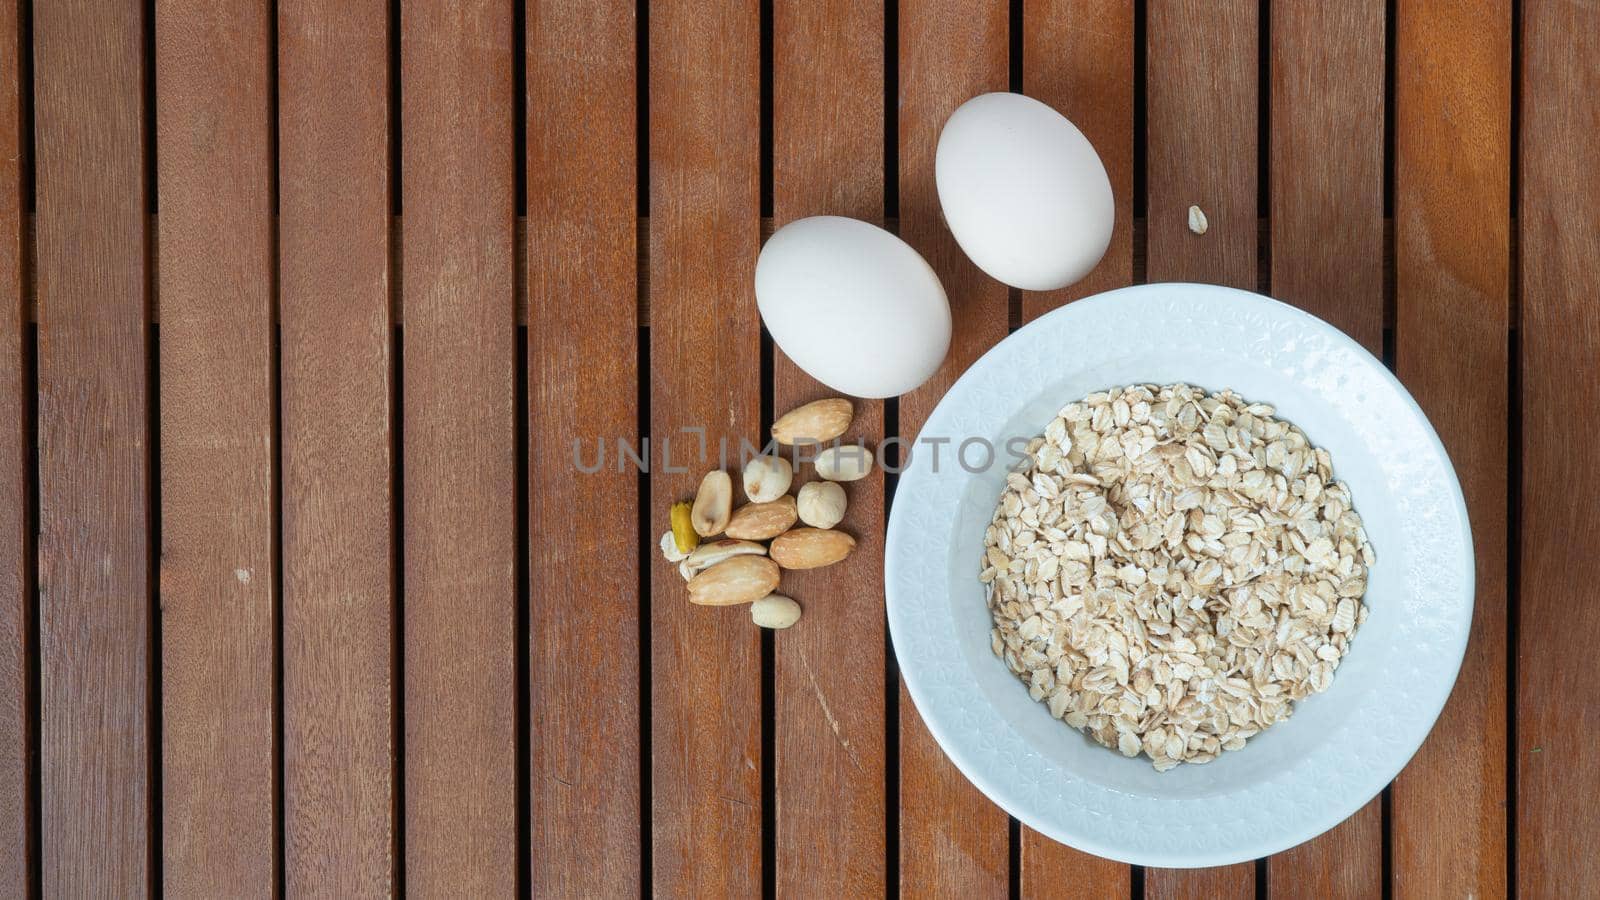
1021,0,1135,319
1393,0,1511,895
772,0,888,894
0,0,27,888
648,0,763,895
1519,0,1600,896
1146,0,1257,289
525,1,641,896
33,0,152,893
0,4,1582,896
154,1,277,894
1144,0,1258,895
1265,2,1386,896
278,0,395,893
897,0,1012,895
400,1,517,894
1270,0,1385,353
1019,2,1137,894
0,0,27,890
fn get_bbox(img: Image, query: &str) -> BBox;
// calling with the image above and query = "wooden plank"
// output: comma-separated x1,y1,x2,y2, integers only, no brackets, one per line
278,1,395,893
1020,0,1135,319
400,1,517,894
33,1,151,893
1147,872,1253,900
1265,2,1386,896
1018,2,1135,890
154,1,277,894
0,0,28,887
1143,1,1256,894
648,0,762,895
1270,0,1385,350
1145,0,1256,288
525,2,639,895
1392,0,1511,896
1518,0,1600,895
526,1,640,893
897,0,1011,895
771,0,885,894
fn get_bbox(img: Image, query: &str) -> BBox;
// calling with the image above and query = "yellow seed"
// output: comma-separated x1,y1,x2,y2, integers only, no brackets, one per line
670,501,700,554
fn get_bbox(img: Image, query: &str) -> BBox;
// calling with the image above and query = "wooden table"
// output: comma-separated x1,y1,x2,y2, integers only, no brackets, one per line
0,0,1592,896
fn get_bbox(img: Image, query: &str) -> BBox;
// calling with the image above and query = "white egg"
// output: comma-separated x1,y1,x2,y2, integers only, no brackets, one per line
936,92,1114,291
756,216,950,399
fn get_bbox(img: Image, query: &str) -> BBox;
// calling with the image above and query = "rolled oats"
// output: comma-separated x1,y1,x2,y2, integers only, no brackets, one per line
982,384,1375,771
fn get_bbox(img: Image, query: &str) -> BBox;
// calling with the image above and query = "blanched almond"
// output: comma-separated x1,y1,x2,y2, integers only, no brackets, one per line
725,495,798,540
687,555,781,606
751,594,802,629
814,445,874,482
771,398,853,446
769,527,856,570
691,470,733,536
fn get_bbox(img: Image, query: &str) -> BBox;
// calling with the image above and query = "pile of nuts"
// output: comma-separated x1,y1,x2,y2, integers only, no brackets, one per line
660,398,872,629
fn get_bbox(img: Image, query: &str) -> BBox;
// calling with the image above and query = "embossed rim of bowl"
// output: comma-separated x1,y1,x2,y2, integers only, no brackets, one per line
884,282,1473,868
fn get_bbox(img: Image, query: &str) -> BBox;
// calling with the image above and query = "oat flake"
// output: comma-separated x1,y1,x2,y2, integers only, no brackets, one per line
982,384,1374,770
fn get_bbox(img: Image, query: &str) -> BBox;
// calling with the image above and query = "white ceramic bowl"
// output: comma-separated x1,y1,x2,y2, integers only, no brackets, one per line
885,283,1473,867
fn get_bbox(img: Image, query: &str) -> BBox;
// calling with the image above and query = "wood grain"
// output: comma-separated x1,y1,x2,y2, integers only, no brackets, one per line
525,1,641,895
0,0,28,888
1018,3,1136,890
897,0,1011,895
278,1,395,893
1147,868,1253,900
1144,1,1257,895
33,0,151,893
1266,2,1385,895
771,0,886,894
1392,0,1510,896
400,1,517,894
1518,0,1600,895
1020,0,1135,320
0,6,1564,890
1146,0,1256,288
1270,0,1385,351
648,1,762,895
154,1,277,894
